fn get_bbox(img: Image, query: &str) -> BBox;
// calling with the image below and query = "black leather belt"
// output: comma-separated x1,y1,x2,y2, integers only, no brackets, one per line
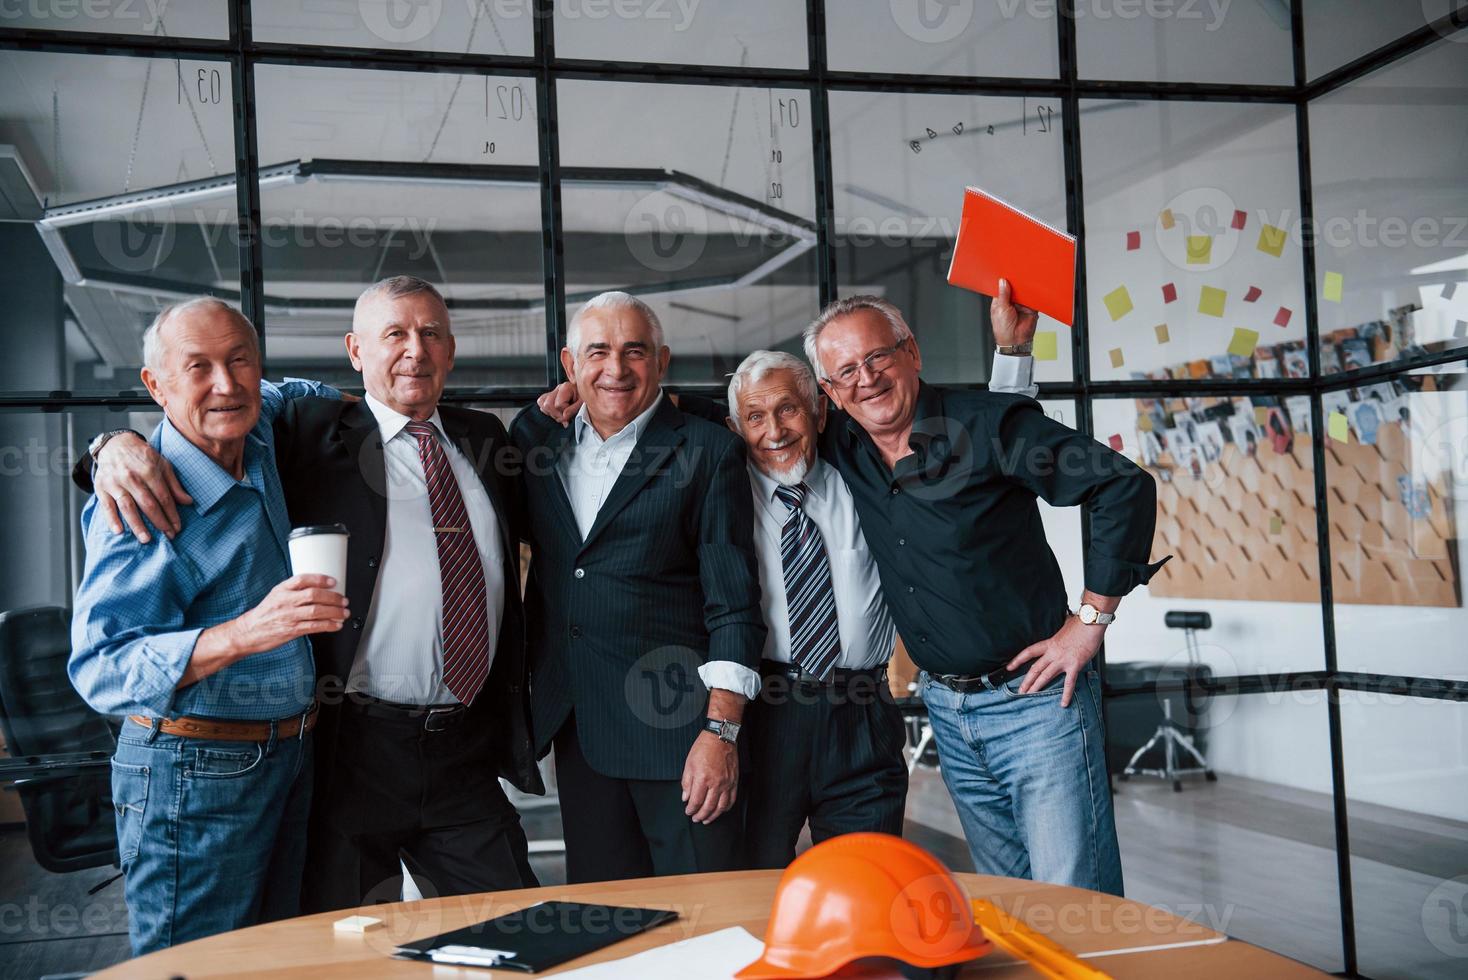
928,663,1028,694
346,695,469,732
759,659,888,690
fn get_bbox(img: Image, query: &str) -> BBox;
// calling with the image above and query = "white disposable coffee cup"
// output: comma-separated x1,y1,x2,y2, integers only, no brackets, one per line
287,524,350,596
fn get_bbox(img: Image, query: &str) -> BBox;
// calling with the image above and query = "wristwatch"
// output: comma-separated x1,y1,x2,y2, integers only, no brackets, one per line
995,342,1034,356
87,429,141,473
703,717,741,745
1076,603,1116,626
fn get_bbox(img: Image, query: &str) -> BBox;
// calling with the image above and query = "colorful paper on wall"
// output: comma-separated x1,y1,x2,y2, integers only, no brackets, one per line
1159,208,1176,230
1323,271,1344,302
1103,286,1133,321
1109,347,1125,368
1244,286,1262,303
1227,327,1260,358
1328,411,1350,443
1033,331,1058,361
1162,282,1178,304
1257,224,1287,257
1274,307,1292,328
1108,434,1124,451
1155,323,1170,344
1186,236,1212,264
1198,286,1227,318
1232,209,1247,230
1126,231,1141,250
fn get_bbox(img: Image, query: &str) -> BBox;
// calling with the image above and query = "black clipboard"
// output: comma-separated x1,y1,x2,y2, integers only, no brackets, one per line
393,900,679,972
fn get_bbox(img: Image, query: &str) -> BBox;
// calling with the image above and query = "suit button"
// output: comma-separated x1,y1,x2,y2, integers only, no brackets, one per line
352,618,363,630
574,568,585,579
891,486,901,495
570,626,583,639
367,556,378,568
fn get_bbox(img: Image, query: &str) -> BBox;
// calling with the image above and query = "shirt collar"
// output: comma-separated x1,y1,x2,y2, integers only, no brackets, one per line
364,391,446,445
573,388,664,447
157,416,263,515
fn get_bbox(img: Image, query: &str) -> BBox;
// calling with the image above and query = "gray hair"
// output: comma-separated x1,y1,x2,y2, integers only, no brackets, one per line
353,275,448,328
802,295,914,380
566,291,666,362
142,297,256,372
727,350,820,432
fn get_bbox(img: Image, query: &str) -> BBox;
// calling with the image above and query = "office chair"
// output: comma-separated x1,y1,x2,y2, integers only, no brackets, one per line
0,606,118,873
1119,611,1218,792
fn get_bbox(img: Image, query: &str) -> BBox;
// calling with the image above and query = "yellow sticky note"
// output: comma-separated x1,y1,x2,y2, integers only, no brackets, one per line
1227,327,1260,358
1186,235,1212,264
1198,286,1227,317
1257,224,1287,257
1328,411,1349,443
1269,515,1283,535
1032,331,1058,361
1155,323,1170,344
1159,208,1176,230
1138,413,1154,432
1323,271,1344,302
1109,347,1125,368
1103,286,1133,321
1254,406,1268,425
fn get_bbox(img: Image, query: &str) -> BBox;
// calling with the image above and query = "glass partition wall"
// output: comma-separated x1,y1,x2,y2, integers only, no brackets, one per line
2,3,1465,976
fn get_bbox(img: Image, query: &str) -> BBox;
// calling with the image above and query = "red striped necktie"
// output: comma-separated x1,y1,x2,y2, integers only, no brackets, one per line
405,420,490,705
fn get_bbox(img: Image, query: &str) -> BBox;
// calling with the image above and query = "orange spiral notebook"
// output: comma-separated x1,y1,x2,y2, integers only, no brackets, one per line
946,186,1077,326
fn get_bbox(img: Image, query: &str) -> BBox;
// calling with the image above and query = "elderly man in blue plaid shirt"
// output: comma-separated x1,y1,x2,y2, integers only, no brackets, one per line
69,298,350,955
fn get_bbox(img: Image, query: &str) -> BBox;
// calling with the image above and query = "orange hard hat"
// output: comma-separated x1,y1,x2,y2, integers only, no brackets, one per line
736,833,992,979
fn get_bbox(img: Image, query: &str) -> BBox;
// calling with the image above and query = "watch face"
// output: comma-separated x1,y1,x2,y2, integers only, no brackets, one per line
1079,605,1097,624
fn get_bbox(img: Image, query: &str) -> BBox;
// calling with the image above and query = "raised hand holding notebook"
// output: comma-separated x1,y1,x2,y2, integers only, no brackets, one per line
946,186,1077,326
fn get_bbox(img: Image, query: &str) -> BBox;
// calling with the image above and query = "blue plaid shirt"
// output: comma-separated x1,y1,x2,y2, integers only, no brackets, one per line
70,379,338,721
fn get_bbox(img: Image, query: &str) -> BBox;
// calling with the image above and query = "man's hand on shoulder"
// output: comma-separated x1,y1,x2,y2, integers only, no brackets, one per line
94,434,193,544
536,382,581,427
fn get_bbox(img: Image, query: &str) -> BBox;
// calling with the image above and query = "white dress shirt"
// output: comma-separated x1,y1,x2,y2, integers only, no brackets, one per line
346,393,507,705
559,391,666,540
991,352,1037,398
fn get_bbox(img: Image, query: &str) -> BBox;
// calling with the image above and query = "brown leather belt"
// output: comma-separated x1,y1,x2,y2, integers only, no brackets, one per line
127,703,319,742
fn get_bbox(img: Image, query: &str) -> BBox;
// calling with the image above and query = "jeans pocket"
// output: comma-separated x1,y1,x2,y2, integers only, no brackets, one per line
188,742,264,779
1002,675,1064,699
110,761,149,865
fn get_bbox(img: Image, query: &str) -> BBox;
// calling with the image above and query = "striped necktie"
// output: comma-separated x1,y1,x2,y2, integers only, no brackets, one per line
774,482,841,681
405,421,490,705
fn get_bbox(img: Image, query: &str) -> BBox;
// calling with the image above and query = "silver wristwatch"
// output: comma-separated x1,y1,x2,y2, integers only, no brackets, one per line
88,429,140,472
1076,603,1116,626
995,342,1034,356
703,717,741,744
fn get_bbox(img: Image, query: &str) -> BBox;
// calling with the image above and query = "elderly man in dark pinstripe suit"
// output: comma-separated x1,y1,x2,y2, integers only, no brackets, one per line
511,291,765,884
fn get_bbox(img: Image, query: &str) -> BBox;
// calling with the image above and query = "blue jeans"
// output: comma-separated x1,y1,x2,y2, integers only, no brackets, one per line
111,715,313,955
920,667,1123,896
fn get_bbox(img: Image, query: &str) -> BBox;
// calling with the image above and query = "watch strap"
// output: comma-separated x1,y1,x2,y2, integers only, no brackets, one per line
996,342,1034,356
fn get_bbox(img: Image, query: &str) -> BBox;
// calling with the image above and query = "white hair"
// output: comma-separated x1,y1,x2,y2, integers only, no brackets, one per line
142,297,256,371
352,275,448,330
566,291,666,362
802,295,914,380
727,350,820,433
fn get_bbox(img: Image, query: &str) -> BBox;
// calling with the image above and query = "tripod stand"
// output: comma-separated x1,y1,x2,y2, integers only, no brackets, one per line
1120,612,1218,792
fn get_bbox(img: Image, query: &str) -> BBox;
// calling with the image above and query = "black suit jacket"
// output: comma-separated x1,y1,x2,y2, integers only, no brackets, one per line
510,396,765,781
274,397,542,796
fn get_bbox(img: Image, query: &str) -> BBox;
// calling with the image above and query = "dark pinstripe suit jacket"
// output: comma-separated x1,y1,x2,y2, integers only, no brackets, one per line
510,396,766,781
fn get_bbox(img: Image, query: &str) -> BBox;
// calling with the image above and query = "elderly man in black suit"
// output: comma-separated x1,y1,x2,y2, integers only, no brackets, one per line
511,290,765,884
78,276,541,910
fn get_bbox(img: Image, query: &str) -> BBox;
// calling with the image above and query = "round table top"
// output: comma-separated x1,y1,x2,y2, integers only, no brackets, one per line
95,870,1329,979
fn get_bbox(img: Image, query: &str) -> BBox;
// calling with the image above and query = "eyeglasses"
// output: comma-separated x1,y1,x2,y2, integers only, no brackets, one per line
824,339,908,390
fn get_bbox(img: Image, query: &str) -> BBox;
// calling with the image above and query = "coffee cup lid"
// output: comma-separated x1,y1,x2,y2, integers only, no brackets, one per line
289,524,350,540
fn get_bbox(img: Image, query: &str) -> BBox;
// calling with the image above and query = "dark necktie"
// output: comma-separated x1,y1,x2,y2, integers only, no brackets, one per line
774,482,841,681
406,421,489,705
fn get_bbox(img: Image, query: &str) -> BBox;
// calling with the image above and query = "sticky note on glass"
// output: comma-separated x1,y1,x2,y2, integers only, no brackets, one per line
1159,208,1176,230
1269,515,1282,535
1162,282,1177,303
1186,235,1212,264
1138,413,1154,431
1109,347,1125,368
1323,271,1344,302
1274,306,1292,327
1244,286,1262,303
1108,434,1124,451
1033,331,1058,361
1258,224,1287,257
1228,327,1259,358
1155,323,1170,344
1103,286,1133,321
1232,209,1247,230
1254,406,1269,425
1328,411,1349,443
1198,286,1226,317
1455,320,1467,340
1126,230,1141,250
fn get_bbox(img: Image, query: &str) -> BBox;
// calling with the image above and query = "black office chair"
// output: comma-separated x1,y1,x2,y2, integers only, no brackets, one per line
0,606,118,873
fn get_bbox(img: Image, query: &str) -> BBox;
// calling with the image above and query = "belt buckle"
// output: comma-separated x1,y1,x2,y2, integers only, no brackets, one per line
423,706,460,733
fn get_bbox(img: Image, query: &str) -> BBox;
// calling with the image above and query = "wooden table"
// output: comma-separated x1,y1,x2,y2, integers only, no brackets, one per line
95,871,1328,978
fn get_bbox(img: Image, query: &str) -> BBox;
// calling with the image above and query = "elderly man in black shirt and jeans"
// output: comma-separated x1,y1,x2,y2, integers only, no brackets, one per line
796,289,1166,895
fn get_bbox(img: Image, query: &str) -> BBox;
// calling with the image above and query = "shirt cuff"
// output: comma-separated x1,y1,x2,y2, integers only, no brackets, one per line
1084,553,1172,597
697,660,762,701
128,628,203,717
990,353,1039,399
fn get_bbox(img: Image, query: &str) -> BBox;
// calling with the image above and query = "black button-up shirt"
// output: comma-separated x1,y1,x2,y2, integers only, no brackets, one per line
820,382,1166,676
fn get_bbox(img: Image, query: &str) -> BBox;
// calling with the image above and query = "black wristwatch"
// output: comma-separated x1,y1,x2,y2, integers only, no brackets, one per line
87,429,141,474
703,717,741,745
